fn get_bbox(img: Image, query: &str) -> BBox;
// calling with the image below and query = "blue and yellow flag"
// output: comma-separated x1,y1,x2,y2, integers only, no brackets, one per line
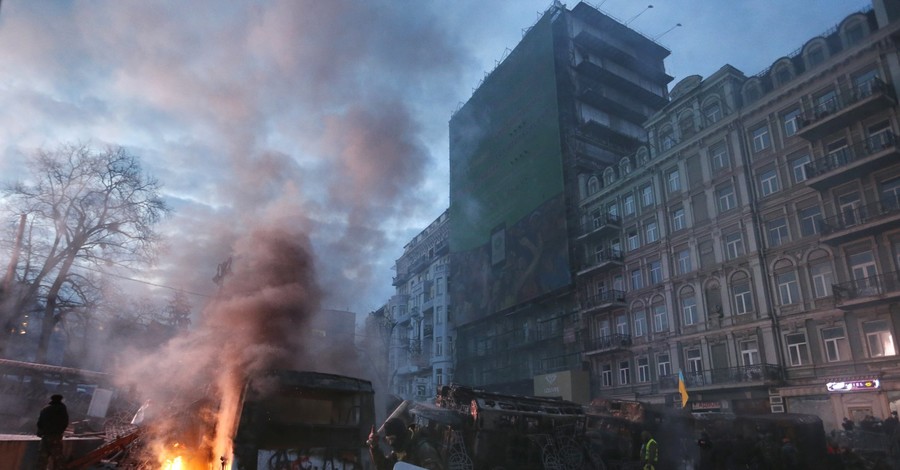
678,370,689,408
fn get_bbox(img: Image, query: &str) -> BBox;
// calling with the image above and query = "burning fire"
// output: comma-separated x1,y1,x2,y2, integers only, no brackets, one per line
162,456,183,470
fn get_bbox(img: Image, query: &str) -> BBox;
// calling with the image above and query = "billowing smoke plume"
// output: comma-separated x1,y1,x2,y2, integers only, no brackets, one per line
118,226,322,462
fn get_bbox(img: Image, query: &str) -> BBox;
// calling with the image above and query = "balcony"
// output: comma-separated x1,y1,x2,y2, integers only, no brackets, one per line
577,249,624,276
583,333,631,356
833,271,900,309
578,213,622,240
659,364,783,391
580,289,626,314
797,78,897,141
818,198,900,245
573,57,668,108
804,133,899,191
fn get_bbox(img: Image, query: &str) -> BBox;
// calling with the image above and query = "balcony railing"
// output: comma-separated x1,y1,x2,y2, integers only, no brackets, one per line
804,133,898,190
833,271,900,306
659,364,782,390
818,198,900,243
578,249,624,275
584,333,631,354
580,289,626,312
798,77,897,140
580,213,622,238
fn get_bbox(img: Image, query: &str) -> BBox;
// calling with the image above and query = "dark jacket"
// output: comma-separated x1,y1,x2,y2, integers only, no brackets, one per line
370,430,445,470
37,401,69,437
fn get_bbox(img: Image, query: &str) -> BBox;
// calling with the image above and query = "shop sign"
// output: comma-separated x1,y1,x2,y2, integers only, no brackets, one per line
826,378,880,392
691,401,722,411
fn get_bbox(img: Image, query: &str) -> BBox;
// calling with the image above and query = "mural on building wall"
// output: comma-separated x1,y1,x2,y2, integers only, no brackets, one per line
449,13,571,326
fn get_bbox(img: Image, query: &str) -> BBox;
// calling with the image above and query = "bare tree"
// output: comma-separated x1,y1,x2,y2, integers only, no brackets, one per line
0,143,169,362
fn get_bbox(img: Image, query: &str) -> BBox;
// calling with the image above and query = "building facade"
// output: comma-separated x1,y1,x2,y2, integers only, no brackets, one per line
381,210,453,402
576,0,900,428
447,1,671,397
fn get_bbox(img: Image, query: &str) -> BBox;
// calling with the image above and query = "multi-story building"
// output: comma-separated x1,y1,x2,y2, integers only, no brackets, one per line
740,2,900,430
383,210,453,401
575,0,900,428
448,2,671,397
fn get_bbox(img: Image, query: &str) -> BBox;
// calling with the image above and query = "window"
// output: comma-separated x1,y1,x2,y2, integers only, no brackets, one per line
604,168,615,186
627,229,640,251
759,168,780,196
616,314,628,335
686,348,702,375
648,260,662,284
783,108,801,137
767,217,789,247
798,206,822,237
709,142,729,172
850,250,878,294
786,332,811,366
810,260,834,298
752,125,771,152
671,207,686,231
844,20,866,46
807,46,825,68
435,336,443,356
864,320,896,357
822,326,849,362
588,177,600,195
607,202,619,219
741,340,760,365
725,231,744,260
619,360,631,385
645,219,659,243
676,249,692,275
638,357,650,383
660,128,676,151
815,90,838,117
704,102,722,124
633,310,647,338
631,268,643,290
791,154,811,183
667,168,681,193
776,271,800,305
681,292,698,326
775,65,792,85
733,273,754,314
641,185,655,207
717,184,737,212
601,364,612,386
621,158,633,175
679,114,695,138
881,177,900,211
436,306,444,324
653,304,669,333
657,353,671,377
624,194,635,215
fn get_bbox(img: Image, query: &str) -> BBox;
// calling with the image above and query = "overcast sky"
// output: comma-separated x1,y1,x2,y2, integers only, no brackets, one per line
0,0,864,317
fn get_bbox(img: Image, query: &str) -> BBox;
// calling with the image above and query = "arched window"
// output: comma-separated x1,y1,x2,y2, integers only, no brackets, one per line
678,112,696,139
702,99,722,125
773,259,800,306
620,157,633,175
803,38,829,69
743,79,763,104
603,167,616,186
637,147,650,165
841,15,868,47
588,176,600,195
659,126,676,151
772,59,794,87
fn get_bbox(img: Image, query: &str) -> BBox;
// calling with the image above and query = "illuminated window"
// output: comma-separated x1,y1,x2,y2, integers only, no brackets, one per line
864,320,896,358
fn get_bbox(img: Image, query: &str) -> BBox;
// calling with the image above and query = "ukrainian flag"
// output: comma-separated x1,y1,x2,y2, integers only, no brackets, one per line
678,370,689,408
